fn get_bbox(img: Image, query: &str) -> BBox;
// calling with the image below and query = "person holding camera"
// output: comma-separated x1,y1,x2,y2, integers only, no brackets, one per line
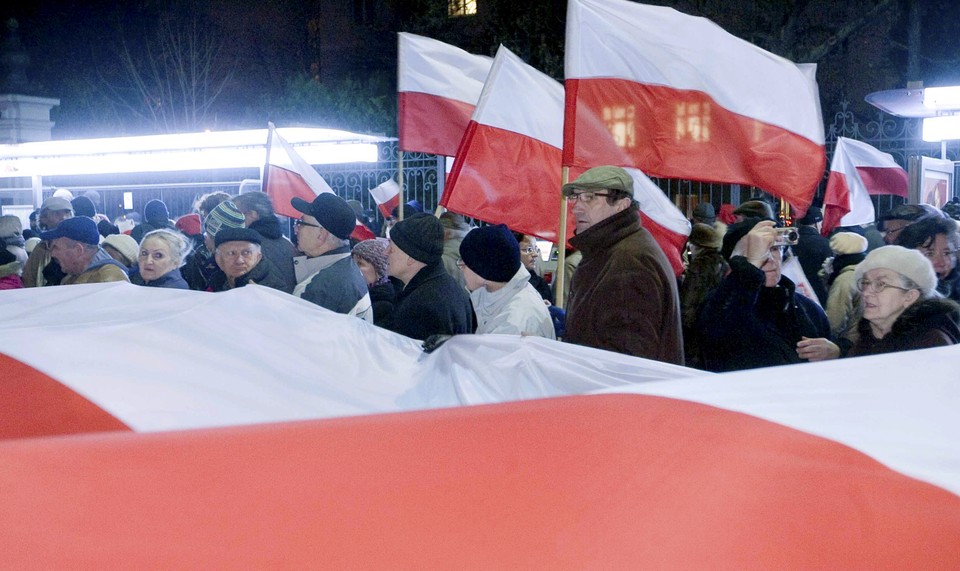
695,217,838,372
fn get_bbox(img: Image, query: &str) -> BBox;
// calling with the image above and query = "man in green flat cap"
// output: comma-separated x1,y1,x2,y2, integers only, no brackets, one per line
560,166,683,365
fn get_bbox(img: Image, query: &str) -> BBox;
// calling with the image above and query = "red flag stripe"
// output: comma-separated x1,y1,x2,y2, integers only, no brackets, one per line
0,353,129,440
264,165,318,219
563,78,825,213
858,165,909,197
0,394,957,568
398,91,478,156
442,121,572,243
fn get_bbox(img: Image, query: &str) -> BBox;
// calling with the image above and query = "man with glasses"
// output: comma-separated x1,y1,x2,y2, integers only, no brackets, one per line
696,218,837,371
209,227,286,292
290,193,372,322
878,203,943,245
560,166,683,364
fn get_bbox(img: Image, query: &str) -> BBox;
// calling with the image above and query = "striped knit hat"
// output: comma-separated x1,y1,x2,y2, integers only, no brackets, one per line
203,200,245,237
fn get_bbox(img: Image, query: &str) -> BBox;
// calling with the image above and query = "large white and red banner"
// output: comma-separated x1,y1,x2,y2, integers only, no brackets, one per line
1,283,959,567
397,33,493,156
441,46,571,243
822,137,909,235
563,0,826,214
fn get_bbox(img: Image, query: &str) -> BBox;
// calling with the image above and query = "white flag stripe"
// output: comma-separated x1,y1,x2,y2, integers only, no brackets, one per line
627,168,692,236
271,128,333,195
473,46,565,148
833,137,904,173
566,0,824,143
398,33,493,102
369,179,400,205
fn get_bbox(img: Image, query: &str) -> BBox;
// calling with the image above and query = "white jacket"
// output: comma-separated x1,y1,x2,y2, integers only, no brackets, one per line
470,266,556,339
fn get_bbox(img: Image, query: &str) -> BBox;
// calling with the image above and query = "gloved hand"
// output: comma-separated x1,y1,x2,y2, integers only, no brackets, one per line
422,334,453,353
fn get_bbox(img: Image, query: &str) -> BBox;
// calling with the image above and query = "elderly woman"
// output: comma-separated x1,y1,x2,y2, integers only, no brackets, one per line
896,216,960,302
459,224,554,339
847,245,960,357
131,229,191,289
352,238,396,324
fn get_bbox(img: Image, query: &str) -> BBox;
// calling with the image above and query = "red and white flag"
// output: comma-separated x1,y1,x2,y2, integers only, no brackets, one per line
398,33,493,156
369,179,400,219
441,46,570,243
822,137,908,235
263,123,334,220
563,0,826,214
264,124,375,241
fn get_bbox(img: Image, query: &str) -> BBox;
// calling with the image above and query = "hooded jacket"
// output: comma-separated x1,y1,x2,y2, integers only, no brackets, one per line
470,265,555,339
848,297,960,357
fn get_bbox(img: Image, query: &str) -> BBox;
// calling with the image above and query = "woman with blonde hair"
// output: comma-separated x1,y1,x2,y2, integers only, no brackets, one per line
131,229,191,289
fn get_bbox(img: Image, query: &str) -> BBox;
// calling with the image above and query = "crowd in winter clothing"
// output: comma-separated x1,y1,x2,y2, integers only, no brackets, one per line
6,173,959,369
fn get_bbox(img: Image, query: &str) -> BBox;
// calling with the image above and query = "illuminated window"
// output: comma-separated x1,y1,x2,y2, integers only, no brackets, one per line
448,0,477,17
602,105,636,148
675,101,711,143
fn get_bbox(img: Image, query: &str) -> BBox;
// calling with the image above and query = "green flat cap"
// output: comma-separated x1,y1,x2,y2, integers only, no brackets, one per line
561,166,634,198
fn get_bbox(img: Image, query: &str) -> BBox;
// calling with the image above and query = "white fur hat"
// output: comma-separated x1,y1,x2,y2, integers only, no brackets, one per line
829,232,868,255
854,245,937,292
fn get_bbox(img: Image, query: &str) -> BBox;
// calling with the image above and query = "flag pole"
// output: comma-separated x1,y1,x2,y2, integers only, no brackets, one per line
262,122,274,193
398,150,405,221
554,166,570,309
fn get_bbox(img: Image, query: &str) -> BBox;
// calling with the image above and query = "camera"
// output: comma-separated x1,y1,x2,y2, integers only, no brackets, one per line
773,227,800,247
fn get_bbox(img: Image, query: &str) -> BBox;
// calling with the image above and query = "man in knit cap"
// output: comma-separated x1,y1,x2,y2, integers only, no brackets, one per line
233,191,297,294
382,212,474,340
131,199,175,242
290,193,372,321
23,196,74,287
561,166,683,363
182,200,246,290
40,217,129,285
458,224,554,338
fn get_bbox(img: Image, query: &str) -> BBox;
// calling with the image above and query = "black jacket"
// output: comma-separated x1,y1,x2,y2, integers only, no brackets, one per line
380,262,475,340
792,226,832,303
130,267,189,289
248,217,297,294
207,257,287,292
697,256,832,372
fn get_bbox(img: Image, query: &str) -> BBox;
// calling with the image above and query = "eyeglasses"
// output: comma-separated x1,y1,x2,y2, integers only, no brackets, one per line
521,246,539,255
295,218,322,229
565,192,612,204
921,247,958,260
856,278,910,294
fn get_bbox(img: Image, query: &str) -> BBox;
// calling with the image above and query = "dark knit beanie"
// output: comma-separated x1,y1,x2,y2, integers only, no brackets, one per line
144,199,170,226
352,238,390,286
204,201,245,237
71,195,97,218
390,213,443,264
721,217,764,261
459,224,521,282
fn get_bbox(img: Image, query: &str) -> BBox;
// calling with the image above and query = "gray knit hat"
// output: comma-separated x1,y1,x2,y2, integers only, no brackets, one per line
390,213,443,264
854,245,937,292
203,201,245,237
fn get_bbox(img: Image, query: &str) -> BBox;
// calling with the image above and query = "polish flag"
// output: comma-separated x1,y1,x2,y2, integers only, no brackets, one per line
564,0,826,214
263,123,334,220
442,46,689,271
822,137,908,235
398,33,493,156
369,179,401,219
2,284,960,567
441,46,571,243
264,124,373,241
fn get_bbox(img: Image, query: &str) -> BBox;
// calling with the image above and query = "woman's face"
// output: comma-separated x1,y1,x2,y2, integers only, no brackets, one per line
138,237,177,282
354,255,378,286
518,236,539,271
920,234,957,279
860,268,918,332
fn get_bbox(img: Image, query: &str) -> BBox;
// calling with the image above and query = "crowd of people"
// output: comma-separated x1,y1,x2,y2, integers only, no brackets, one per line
4,169,959,371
